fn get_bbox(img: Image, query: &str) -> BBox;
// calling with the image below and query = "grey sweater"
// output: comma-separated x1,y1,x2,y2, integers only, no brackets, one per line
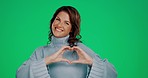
16,35,117,78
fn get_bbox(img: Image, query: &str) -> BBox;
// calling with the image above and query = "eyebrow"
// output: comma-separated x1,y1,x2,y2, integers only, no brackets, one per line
65,21,70,23
56,16,70,23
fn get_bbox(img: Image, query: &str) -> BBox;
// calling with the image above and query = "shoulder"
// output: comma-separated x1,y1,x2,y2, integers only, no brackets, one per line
77,42,101,58
34,45,51,52
77,43,93,53
32,45,49,58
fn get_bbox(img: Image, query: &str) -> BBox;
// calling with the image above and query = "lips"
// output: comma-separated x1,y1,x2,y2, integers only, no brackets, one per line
55,27,63,32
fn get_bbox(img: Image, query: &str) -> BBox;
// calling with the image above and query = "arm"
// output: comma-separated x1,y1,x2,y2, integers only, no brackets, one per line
16,47,51,78
77,43,117,78
88,55,117,78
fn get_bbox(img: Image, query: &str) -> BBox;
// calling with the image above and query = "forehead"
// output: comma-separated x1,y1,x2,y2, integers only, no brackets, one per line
56,11,70,21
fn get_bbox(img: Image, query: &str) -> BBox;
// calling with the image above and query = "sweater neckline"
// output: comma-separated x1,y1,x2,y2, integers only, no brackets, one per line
50,35,69,47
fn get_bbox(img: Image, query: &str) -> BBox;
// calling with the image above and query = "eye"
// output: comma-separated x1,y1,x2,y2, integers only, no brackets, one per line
55,18,60,21
66,22,69,25
65,21,70,25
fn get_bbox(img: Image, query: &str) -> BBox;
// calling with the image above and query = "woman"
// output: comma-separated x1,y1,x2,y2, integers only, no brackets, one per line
16,6,117,78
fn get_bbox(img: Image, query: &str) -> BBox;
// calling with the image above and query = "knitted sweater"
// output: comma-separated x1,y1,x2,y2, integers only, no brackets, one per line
16,35,117,78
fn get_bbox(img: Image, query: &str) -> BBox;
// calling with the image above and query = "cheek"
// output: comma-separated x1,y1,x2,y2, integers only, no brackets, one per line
52,22,55,27
52,21,57,28
53,20,59,25
51,24,54,29
51,24,55,32
67,26,72,32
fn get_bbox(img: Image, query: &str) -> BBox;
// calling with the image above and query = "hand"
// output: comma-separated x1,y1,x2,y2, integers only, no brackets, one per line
45,46,72,65
71,46,93,65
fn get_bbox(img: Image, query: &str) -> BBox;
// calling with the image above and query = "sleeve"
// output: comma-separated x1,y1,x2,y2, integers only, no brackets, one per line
88,55,117,78
16,47,51,78
77,43,117,78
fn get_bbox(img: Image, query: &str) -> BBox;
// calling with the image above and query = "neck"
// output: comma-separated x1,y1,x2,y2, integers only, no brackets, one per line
50,35,69,47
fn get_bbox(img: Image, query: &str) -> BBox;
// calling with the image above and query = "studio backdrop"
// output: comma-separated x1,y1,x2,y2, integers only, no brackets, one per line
0,0,148,78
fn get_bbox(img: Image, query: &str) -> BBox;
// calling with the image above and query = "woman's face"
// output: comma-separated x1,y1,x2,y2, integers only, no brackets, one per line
52,11,72,38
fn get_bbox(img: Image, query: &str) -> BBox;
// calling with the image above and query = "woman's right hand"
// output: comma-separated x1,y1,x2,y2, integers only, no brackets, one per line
44,46,71,65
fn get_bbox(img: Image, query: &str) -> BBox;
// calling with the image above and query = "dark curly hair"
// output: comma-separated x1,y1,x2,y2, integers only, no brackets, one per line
47,6,82,47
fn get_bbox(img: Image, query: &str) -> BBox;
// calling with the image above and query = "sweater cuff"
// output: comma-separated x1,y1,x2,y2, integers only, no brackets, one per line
88,58,105,78
31,59,50,78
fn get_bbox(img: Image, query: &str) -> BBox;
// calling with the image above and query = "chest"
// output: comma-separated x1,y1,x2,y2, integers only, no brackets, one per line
43,47,88,78
48,62,88,78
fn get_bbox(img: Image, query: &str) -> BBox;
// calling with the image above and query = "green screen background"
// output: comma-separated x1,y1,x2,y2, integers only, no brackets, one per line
0,0,148,78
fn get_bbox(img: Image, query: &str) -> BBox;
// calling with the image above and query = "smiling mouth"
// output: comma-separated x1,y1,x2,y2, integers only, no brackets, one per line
55,27,63,32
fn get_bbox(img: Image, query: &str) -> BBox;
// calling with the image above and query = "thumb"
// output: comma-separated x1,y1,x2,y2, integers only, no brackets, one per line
61,58,71,64
71,60,81,64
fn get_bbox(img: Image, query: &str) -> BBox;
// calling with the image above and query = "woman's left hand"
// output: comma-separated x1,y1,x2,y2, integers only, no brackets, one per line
71,46,93,65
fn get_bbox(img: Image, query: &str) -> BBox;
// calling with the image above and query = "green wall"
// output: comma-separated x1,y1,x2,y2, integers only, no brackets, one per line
0,0,148,78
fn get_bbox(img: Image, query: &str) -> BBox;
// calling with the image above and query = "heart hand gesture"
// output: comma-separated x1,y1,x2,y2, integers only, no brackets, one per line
71,46,93,65
45,46,93,66
45,46,72,65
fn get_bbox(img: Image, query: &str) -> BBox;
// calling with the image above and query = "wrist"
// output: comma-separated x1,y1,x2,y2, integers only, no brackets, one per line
88,58,93,66
44,56,52,65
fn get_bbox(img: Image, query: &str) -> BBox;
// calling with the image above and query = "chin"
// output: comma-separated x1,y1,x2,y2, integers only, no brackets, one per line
54,34,64,38
53,34,68,38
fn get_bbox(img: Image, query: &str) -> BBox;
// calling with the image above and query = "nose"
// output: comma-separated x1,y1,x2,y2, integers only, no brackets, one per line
57,22,63,28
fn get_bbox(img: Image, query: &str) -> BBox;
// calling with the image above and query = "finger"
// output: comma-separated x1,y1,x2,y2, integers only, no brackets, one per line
61,58,71,64
61,46,71,51
68,47,73,51
71,60,81,64
72,46,82,52
72,46,85,55
72,46,90,57
57,46,71,55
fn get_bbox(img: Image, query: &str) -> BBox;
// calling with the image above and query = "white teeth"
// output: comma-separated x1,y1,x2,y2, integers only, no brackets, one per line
56,28,63,32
